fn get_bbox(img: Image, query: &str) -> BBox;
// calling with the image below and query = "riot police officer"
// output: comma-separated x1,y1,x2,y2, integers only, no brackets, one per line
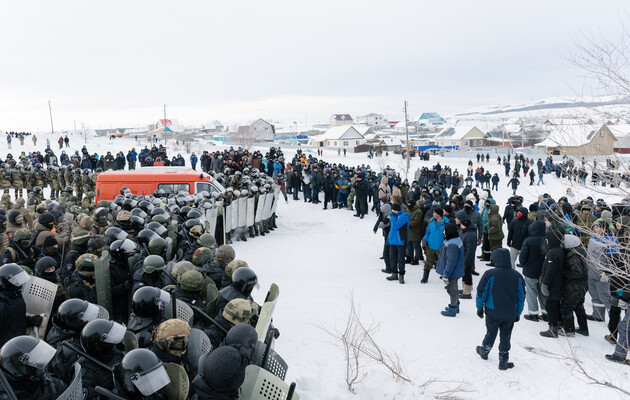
80,319,126,399
128,286,170,348
216,267,258,316
0,336,67,399
113,348,170,399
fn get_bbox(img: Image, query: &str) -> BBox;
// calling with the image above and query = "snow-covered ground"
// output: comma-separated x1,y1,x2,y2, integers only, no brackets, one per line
2,133,630,399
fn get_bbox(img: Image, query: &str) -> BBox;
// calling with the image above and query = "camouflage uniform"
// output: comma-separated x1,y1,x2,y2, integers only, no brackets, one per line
47,167,61,199
11,167,24,199
0,193,12,211
346,174,357,210
12,198,33,229
25,167,35,193
0,166,11,195
81,192,96,214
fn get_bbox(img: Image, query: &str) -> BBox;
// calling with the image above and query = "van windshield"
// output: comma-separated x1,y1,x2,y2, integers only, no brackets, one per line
158,183,190,194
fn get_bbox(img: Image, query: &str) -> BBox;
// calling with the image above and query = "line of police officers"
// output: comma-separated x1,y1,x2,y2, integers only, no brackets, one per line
0,167,282,399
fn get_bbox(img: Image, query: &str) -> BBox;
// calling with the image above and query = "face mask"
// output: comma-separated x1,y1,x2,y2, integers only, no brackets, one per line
517,212,524,219
464,205,472,212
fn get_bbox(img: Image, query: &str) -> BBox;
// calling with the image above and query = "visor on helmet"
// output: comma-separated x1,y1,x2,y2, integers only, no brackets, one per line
23,340,56,369
7,269,31,287
103,321,127,344
80,302,101,323
132,364,171,396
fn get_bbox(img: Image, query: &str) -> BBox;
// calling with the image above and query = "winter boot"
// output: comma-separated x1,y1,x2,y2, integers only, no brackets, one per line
272,215,278,228
360,214,364,219
540,324,558,338
444,303,460,314
410,257,419,266
476,346,489,360
240,232,247,242
259,222,265,236
386,273,399,281
381,268,392,274
398,274,405,284
460,284,473,299
441,305,458,317
268,218,275,230
498,361,515,370
332,202,338,209
405,255,413,264
575,328,589,337
523,314,540,322
605,334,617,344
540,313,549,322
605,354,630,365
226,232,233,244
421,269,430,284
249,226,255,238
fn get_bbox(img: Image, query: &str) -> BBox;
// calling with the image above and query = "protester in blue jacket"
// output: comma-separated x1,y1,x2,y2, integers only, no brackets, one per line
190,153,198,170
476,248,525,371
421,207,449,283
336,173,350,208
386,203,410,284
437,223,465,317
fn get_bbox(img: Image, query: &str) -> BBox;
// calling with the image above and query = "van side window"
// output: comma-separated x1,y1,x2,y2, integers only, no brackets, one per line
196,182,213,194
158,183,190,194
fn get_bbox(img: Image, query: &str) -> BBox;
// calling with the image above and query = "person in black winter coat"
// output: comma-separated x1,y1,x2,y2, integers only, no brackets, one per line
374,203,392,273
507,207,532,268
322,171,335,210
353,172,369,218
519,220,547,321
539,228,565,337
457,217,478,299
288,170,301,201
310,168,323,203
559,234,589,336
507,175,520,195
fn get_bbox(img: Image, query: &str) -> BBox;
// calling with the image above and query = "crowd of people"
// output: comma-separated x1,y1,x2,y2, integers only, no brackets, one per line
0,146,287,399
283,150,630,370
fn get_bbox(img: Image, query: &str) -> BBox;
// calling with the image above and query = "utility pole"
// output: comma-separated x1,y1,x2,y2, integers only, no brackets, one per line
404,100,410,172
163,104,167,146
48,100,54,134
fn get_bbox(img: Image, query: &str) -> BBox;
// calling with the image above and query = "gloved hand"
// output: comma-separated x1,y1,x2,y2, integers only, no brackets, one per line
600,272,609,283
514,315,520,322
28,315,44,327
477,308,484,319
541,284,550,297
421,241,427,249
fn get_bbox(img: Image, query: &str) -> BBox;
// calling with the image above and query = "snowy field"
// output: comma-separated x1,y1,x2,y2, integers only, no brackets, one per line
2,133,630,399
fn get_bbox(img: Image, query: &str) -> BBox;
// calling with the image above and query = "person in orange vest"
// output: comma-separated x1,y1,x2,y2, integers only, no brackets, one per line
154,157,164,167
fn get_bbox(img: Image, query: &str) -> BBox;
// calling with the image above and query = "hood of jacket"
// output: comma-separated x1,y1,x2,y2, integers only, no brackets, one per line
489,204,499,215
516,207,528,220
528,220,546,236
546,228,564,249
564,234,581,249
491,248,511,269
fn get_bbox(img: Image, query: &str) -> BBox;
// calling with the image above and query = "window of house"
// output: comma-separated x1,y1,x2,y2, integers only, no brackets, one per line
600,131,604,137
562,147,568,152
334,141,337,146
356,140,359,145
343,141,348,146
596,144,601,150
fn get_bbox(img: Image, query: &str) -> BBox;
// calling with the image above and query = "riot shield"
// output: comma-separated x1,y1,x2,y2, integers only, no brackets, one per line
224,203,232,234
22,276,57,339
205,207,218,238
56,363,83,400
164,299,194,327
271,187,281,215
255,283,279,341
165,237,174,263
165,363,189,400
254,195,265,223
237,197,247,228
262,193,274,221
186,328,212,377
202,278,219,317
96,304,110,320
123,330,139,352
95,250,112,315
214,205,226,247
231,200,238,232
63,212,74,225
239,365,299,400
246,197,255,227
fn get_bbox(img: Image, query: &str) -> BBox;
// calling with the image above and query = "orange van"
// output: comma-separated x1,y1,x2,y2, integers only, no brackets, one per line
95,167,225,202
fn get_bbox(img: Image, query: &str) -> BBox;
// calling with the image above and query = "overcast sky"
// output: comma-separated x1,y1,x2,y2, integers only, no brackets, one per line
1,0,628,132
